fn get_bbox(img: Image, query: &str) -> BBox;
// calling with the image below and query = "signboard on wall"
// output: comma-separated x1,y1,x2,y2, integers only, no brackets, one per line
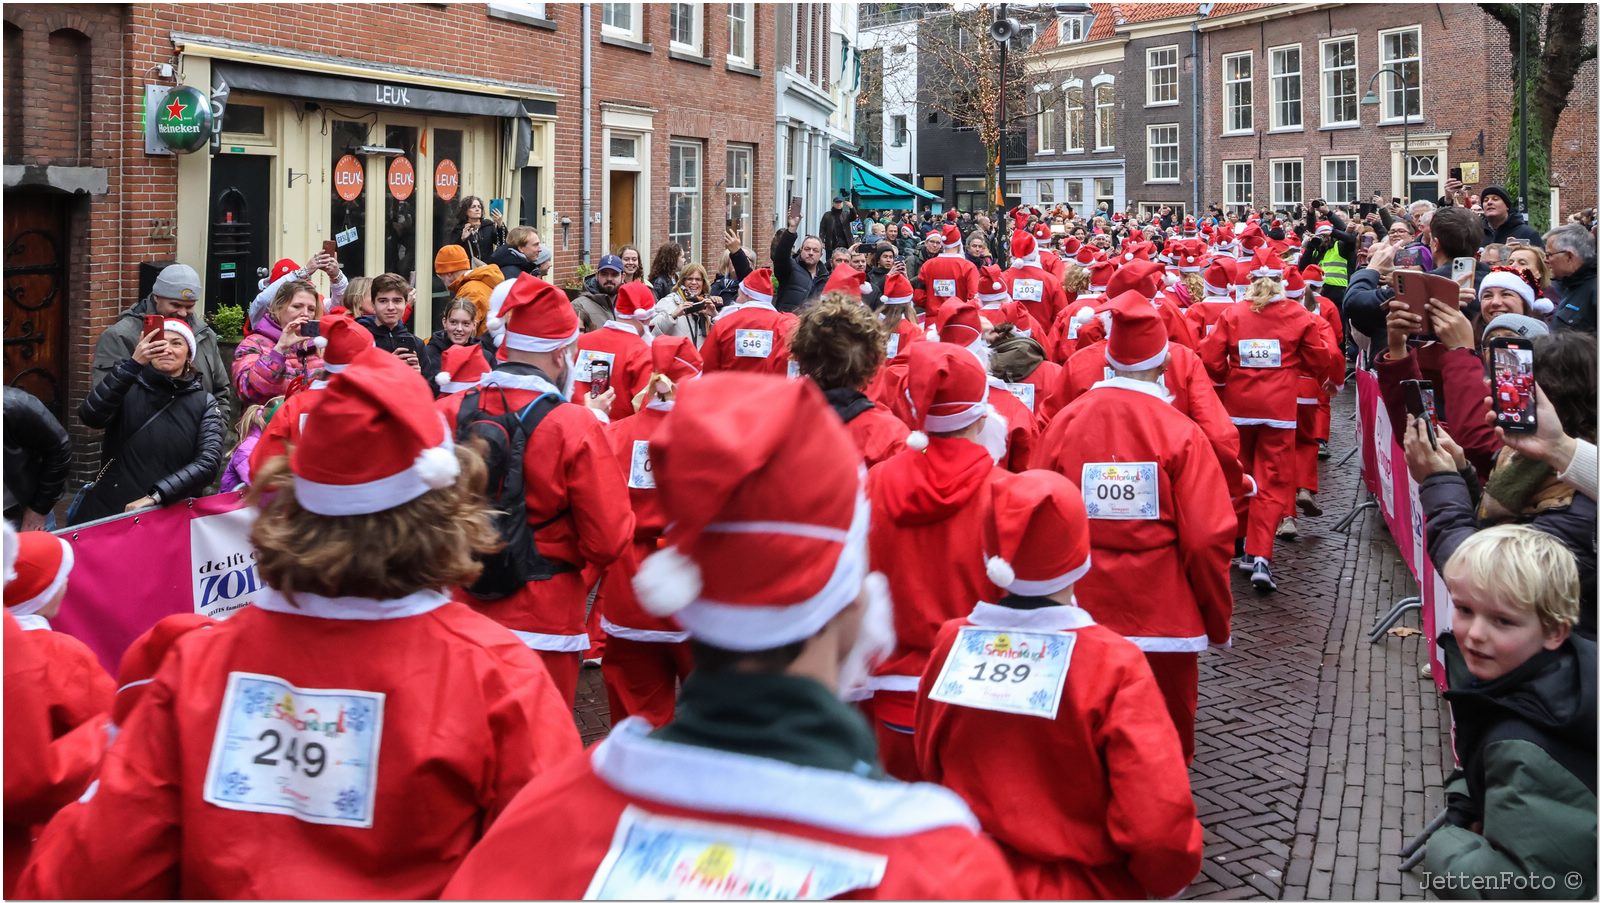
154,85,213,154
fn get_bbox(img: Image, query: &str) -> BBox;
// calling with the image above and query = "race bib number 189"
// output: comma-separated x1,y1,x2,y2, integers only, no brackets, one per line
735,329,774,358
585,806,889,900
928,627,1075,719
203,672,384,828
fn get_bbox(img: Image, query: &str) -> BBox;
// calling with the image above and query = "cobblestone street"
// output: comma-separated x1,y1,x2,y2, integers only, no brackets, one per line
574,384,1457,901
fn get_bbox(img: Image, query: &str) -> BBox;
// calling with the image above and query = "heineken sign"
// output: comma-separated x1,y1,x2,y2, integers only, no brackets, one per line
155,85,212,154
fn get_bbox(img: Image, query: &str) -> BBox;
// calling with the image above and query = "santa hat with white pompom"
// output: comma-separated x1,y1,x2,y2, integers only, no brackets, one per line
486,273,581,359
291,346,460,515
975,264,1009,305
310,313,373,375
901,341,989,451
632,373,869,651
983,469,1092,597
435,343,492,394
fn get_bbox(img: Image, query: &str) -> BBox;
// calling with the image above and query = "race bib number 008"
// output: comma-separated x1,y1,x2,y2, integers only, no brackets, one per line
1239,339,1282,368
928,627,1075,719
933,279,957,298
1005,382,1036,411
1081,461,1160,520
577,349,616,382
1011,279,1043,302
628,440,656,490
735,329,774,359
203,672,384,828
585,806,889,900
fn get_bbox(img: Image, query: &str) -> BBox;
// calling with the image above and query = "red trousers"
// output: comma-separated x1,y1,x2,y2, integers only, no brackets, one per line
601,637,692,727
1237,424,1295,559
536,650,581,708
1294,401,1330,493
1144,651,1199,764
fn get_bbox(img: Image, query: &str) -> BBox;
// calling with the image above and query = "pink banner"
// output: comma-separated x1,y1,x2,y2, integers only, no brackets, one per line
52,490,260,674
1353,370,1451,691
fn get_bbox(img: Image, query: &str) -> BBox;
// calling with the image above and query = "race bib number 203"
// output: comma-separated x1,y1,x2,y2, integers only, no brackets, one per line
203,672,385,828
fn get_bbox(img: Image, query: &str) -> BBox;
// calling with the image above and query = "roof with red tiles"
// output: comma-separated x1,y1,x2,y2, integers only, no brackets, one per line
1029,3,1213,53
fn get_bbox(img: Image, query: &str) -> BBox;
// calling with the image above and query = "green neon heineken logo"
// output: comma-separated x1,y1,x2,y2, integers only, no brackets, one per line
155,86,211,153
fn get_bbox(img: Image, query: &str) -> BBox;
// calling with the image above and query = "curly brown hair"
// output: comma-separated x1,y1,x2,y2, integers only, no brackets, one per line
1060,265,1090,294
789,294,887,391
247,444,501,601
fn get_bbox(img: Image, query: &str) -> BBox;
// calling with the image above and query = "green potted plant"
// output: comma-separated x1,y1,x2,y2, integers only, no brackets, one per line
209,304,246,360
561,262,596,302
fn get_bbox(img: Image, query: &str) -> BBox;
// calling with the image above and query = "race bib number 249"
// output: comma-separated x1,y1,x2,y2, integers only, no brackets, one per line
203,672,385,828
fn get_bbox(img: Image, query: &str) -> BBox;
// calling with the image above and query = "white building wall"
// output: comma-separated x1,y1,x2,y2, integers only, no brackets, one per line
856,17,919,179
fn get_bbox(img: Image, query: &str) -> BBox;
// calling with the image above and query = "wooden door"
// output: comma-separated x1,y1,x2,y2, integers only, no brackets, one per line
3,192,69,416
610,170,636,252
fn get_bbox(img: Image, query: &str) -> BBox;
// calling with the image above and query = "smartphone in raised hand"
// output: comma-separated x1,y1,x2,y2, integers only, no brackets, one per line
1488,337,1537,434
1401,379,1438,449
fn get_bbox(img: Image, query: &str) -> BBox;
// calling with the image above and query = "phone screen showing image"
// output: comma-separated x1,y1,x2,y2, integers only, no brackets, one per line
1490,341,1537,433
1395,247,1421,269
590,362,611,398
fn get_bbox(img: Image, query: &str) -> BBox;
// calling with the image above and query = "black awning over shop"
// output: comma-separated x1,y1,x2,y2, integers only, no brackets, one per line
211,62,556,119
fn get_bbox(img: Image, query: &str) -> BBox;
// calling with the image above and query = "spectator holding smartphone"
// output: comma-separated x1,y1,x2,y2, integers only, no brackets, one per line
71,319,225,524
358,273,436,384
1402,330,1596,636
452,195,506,264
232,280,325,406
653,263,720,347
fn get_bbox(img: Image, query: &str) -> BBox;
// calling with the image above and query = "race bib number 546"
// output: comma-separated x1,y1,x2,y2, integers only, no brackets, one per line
735,329,774,358
203,672,385,828
927,627,1075,719
586,806,888,899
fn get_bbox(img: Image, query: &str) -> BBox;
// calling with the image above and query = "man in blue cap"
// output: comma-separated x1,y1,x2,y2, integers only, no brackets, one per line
574,253,626,332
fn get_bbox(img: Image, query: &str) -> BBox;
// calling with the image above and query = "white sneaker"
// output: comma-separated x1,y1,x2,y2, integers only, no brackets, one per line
1251,557,1277,593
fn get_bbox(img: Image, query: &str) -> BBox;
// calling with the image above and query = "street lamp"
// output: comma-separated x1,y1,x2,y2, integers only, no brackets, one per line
1361,66,1413,202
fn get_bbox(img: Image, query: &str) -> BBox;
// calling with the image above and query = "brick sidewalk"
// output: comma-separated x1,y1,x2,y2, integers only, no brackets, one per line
568,386,1457,901
1186,386,1454,901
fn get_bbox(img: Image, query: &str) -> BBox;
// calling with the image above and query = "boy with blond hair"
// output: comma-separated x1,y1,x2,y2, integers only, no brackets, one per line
1425,525,1596,897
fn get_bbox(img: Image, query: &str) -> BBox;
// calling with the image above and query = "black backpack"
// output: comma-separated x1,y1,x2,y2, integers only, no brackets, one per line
453,386,568,600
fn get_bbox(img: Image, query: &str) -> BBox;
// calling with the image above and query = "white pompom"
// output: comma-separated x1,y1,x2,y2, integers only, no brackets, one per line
905,430,929,451
991,281,1003,292
485,316,505,336
414,445,460,489
986,555,1016,588
925,326,939,342
634,546,702,616
1070,305,1095,325
435,371,452,388
313,335,329,351
1531,297,1555,316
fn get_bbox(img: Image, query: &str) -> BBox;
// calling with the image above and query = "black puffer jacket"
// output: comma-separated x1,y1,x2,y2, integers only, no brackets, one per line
358,316,440,385
3,387,72,522
71,358,225,525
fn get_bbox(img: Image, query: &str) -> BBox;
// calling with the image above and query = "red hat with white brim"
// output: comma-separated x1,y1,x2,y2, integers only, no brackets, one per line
435,344,492,394
3,531,72,617
632,374,867,651
740,268,776,305
616,282,657,321
292,347,459,516
881,272,915,306
903,340,989,450
312,313,375,373
488,274,581,355
1099,291,1168,371
983,470,1091,595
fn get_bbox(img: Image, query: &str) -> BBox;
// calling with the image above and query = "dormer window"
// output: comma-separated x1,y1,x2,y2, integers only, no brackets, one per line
1059,14,1086,43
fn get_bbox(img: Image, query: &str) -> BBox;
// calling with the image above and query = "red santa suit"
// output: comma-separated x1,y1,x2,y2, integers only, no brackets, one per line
1000,231,1070,328
570,283,656,422
1288,270,1345,497
1198,254,1335,562
595,338,702,726
700,269,796,377
916,226,979,317
1051,339,1245,500
1184,259,1240,350
17,350,582,901
446,372,1020,900
248,314,374,477
935,301,1038,474
1037,227,1069,282
913,473,1201,899
440,278,633,702
865,343,1008,779
919,604,1203,898
1030,298,1235,761
3,535,114,896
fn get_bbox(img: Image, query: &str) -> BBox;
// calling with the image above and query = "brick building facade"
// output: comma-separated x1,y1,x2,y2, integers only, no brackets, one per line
3,2,776,481
1018,5,1128,215
1198,2,1597,218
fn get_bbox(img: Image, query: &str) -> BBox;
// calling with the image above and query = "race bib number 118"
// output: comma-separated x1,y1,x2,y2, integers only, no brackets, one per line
203,672,385,828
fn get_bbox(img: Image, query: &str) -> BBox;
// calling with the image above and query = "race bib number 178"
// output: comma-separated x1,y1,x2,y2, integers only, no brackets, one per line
928,627,1075,719
203,672,385,828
